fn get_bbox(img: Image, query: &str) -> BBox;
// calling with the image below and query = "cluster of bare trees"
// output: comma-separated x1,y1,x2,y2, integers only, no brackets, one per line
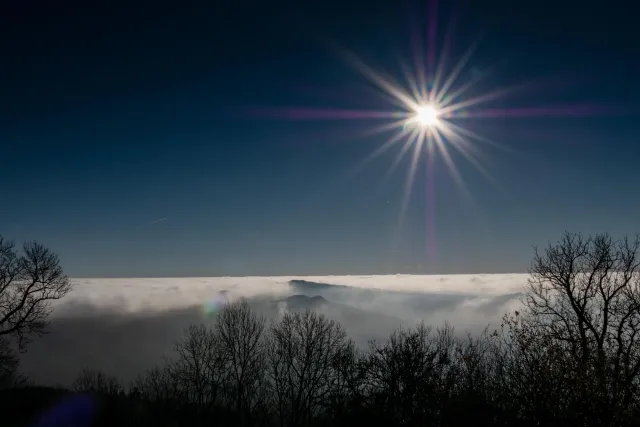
4,232,640,426
120,303,353,427
0,236,71,388
72,368,124,395
75,232,640,427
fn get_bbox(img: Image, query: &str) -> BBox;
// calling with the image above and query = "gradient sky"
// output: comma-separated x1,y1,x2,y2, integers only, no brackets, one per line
1,0,638,277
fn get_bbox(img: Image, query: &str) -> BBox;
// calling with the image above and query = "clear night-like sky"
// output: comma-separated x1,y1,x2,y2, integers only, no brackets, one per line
1,0,638,277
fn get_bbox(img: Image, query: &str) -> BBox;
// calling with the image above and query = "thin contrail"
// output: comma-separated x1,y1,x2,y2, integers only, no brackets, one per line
149,217,168,225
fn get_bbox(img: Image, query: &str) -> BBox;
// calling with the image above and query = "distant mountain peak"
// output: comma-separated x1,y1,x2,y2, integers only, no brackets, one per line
277,294,329,309
288,279,347,290
283,294,327,303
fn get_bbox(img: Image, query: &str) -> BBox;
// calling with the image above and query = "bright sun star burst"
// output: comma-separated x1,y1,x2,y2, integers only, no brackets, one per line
414,104,440,127
255,4,598,268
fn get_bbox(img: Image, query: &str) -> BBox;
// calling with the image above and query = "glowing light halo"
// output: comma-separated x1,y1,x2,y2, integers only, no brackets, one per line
413,104,441,128
332,41,520,215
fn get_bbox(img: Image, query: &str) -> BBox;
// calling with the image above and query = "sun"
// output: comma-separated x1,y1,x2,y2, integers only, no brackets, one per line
414,104,440,127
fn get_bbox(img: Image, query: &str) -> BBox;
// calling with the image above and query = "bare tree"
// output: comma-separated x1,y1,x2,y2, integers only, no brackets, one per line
167,323,226,411
439,329,505,427
363,323,458,425
72,368,123,395
517,231,640,425
452,329,494,398
322,339,369,424
215,300,267,424
267,309,352,427
490,310,583,425
0,237,72,349
131,365,179,402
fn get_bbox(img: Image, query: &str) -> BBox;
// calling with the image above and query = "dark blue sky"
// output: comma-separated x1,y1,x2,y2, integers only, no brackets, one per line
1,0,638,277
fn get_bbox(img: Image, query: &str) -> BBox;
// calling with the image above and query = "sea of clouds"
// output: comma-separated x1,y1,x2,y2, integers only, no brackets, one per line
19,274,528,387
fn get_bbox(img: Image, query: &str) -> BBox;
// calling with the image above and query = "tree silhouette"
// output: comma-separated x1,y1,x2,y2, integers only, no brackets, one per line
167,323,226,411
0,236,72,350
131,365,178,403
266,309,353,427
363,323,458,426
72,368,123,395
8,231,640,427
216,299,267,426
518,232,640,425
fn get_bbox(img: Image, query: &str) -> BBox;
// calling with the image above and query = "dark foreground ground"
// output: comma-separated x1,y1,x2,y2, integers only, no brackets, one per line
1,385,620,427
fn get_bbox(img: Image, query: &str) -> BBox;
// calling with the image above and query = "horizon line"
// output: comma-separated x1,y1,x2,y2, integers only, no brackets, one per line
68,272,528,279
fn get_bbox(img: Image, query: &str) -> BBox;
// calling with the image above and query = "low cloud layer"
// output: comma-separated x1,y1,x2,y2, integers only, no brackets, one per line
19,274,527,387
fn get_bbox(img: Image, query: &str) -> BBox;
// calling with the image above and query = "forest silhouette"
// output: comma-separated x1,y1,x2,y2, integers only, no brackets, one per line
2,232,640,427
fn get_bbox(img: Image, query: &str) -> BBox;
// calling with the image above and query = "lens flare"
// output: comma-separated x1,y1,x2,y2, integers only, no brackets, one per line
203,291,230,316
33,394,97,427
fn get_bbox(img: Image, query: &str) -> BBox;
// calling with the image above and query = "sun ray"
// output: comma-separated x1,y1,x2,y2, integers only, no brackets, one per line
397,128,426,233
431,130,470,199
459,104,602,118
443,120,516,154
353,117,412,140
381,129,420,184
399,57,423,103
439,127,507,194
431,130,489,223
435,38,481,103
374,88,420,113
339,49,420,111
405,16,427,102
438,59,506,108
345,124,417,179
431,11,460,102
440,80,533,115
